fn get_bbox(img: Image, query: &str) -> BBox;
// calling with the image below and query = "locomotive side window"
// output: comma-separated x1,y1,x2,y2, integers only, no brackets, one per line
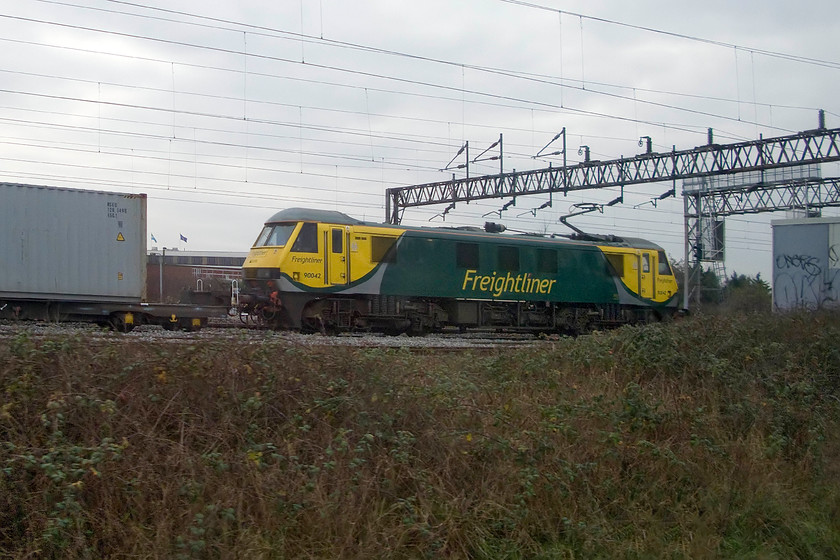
605,253,624,276
291,222,318,253
372,236,397,263
641,253,650,273
456,243,479,268
331,228,343,254
498,246,519,272
537,249,557,273
657,250,673,276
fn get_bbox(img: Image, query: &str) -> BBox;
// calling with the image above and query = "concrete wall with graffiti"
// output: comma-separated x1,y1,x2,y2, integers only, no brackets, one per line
772,217,840,310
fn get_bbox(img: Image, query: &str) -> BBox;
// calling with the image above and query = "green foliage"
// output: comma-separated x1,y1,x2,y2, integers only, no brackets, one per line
721,272,772,313
1,312,840,558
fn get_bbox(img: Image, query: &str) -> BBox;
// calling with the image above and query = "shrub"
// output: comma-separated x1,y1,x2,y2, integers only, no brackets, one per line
1,312,839,558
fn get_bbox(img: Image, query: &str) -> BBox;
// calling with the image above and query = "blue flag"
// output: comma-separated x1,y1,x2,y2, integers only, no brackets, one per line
180,234,188,243
151,233,157,243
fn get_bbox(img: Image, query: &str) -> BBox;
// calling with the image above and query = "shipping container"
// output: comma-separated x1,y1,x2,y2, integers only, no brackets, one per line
0,182,146,302
771,216,840,310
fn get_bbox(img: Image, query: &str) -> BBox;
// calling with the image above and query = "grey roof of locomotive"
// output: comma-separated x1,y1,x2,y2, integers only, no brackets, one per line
264,207,665,251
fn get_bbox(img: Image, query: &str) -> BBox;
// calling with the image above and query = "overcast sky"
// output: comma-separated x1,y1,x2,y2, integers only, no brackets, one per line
1,0,839,279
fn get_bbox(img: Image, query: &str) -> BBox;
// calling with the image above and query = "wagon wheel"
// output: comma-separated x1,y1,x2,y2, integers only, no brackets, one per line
108,313,136,333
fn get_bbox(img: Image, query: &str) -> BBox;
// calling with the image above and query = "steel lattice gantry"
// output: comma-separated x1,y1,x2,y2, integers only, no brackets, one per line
386,127,840,224
684,176,840,216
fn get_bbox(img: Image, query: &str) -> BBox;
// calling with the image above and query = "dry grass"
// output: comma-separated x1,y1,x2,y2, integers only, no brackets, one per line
2,311,840,558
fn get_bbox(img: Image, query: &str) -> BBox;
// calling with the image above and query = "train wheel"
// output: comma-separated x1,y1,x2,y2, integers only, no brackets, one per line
260,307,278,327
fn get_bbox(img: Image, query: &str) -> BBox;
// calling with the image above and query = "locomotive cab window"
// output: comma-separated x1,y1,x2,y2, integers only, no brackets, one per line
657,250,673,276
641,253,650,273
498,246,519,272
291,222,318,253
255,223,296,247
456,243,479,268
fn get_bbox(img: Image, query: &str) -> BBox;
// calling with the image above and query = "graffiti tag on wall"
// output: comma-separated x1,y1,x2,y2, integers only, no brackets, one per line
773,245,840,310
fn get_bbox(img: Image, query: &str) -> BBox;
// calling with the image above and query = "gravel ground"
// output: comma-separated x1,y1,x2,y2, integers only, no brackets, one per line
0,319,549,349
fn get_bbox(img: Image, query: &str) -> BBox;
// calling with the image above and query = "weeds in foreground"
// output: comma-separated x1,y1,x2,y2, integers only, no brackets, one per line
1,311,839,558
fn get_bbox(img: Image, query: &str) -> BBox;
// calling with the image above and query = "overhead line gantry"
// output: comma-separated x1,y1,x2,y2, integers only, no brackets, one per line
386,126,840,224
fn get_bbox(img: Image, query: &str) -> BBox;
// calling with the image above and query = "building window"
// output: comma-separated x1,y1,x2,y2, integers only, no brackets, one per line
456,243,479,268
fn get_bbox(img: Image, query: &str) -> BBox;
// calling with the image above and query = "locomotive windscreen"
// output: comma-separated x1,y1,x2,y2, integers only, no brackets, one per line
254,223,297,247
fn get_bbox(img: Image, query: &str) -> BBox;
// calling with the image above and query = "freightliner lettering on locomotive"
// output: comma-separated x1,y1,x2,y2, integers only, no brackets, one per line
461,270,557,297
237,208,681,334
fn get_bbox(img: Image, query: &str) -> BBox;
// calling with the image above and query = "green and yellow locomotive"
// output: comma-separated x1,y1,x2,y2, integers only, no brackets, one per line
239,208,680,334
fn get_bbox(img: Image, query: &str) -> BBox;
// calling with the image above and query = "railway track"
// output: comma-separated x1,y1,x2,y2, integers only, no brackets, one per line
0,320,552,349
